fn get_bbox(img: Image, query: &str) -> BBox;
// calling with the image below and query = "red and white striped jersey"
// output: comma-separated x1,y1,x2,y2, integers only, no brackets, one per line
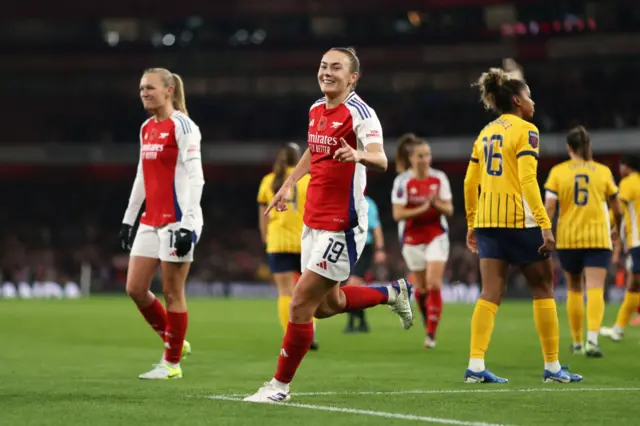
305,92,384,231
123,111,204,232
392,168,452,245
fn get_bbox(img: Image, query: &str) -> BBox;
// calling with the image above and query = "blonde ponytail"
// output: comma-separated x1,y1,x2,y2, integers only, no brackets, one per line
143,68,188,115
171,73,188,115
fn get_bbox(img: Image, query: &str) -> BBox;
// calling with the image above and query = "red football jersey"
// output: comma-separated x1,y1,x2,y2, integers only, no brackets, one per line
123,111,203,231
392,169,452,245
304,92,384,231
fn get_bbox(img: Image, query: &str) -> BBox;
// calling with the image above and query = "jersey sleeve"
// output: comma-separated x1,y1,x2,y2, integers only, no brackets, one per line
619,178,633,204
544,167,559,200
367,198,381,230
354,111,383,148
391,174,409,205
516,124,541,159
298,174,310,214
175,117,205,231
605,167,619,198
517,124,552,229
463,139,482,229
122,122,147,225
438,172,453,202
257,176,270,205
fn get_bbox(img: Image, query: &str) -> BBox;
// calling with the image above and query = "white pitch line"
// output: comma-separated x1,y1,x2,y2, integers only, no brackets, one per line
211,387,640,398
208,395,507,426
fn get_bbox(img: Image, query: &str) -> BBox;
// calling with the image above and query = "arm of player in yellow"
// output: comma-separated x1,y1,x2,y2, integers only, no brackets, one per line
517,130,551,229
257,176,270,244
543,166,558,225
606,168,622,233
463,141,482,230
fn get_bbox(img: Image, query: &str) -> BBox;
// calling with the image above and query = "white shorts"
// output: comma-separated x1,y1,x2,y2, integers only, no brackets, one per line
301,223,367,282
402,233,450,272
130,222,202,263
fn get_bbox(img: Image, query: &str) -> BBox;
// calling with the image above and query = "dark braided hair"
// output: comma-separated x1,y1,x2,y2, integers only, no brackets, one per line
621,154,640,173
474,68,528,114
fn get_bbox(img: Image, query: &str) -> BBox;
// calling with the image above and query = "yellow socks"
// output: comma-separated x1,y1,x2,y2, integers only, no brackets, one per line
586,288,604,344
277,296,292,334
615,292,640,330
566,290,584,345
533,298,560,370
468,299,498,371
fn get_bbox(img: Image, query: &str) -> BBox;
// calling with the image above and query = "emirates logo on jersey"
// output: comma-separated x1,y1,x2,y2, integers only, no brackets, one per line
317,115,327,131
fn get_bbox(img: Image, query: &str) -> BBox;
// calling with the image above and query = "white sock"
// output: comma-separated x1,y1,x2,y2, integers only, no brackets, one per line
386,285,398,304
613,324,624,334
545,361,561,373
467,358,485,373
587,331,598,345
270,378,290,392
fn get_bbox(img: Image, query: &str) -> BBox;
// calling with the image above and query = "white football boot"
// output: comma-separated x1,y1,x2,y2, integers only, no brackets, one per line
244,381,291,403
388,278,414,329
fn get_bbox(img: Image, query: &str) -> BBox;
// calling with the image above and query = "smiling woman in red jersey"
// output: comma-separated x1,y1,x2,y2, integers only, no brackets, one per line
244,47,414,403
118,68,204,380
392,138,453,350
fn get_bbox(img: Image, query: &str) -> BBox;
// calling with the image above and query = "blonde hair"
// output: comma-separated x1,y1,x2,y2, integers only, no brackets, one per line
144,68,188,115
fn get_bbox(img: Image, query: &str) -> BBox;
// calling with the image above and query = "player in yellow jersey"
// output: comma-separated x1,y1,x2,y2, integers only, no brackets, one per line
544,126,621,357
257,143,318,350
600,155,640,341
463,66,582,384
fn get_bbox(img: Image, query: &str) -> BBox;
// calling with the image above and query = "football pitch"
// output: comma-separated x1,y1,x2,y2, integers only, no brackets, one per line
3,297,639,425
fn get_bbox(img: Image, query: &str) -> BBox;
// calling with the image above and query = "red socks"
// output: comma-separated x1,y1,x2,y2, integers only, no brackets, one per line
274,322,315,383
415,288,428,326
138,298,168,340
637,304,640,314
426,289,443,337
137,298,188,364
341,286,389,311
164,312,188,364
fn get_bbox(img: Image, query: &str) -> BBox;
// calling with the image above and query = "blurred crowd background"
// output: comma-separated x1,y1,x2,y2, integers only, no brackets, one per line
2,0,639,295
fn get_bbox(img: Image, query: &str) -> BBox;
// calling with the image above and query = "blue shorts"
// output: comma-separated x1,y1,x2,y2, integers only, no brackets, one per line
557,249,611,275
267,253,301,274
475,227,549,266
630,247,640,274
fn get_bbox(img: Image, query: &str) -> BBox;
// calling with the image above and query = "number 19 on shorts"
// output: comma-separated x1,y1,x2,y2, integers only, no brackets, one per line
322,238,345,263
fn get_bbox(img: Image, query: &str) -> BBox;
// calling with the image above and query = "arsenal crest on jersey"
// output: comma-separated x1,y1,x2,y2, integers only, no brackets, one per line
528,130,539,148
317,115,327,131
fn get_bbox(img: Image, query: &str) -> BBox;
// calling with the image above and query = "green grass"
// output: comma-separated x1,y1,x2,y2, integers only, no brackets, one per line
2,297,639,425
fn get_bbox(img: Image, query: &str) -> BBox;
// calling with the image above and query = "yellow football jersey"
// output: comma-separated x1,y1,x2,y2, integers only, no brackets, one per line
257,167,309,253
545,159,618,249
464,114,551,229
619,172,640,249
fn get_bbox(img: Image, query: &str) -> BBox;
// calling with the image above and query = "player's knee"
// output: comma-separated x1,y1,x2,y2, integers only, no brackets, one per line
126,285,148,303
346,275,362,287
289,297,317,322
479,289,502,305
629,274,640,292
162,288,185,306
426,277,443,291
